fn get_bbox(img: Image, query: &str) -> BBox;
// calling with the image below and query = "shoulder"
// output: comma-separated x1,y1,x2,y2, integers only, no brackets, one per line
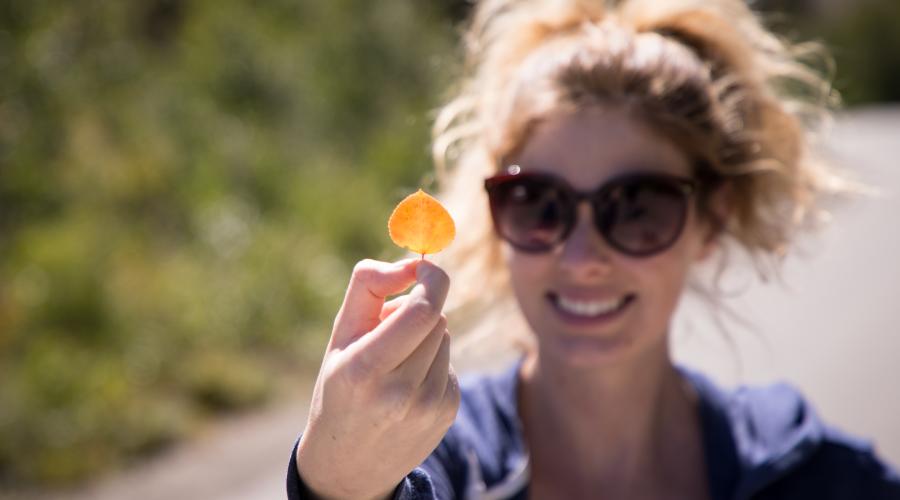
684,368,900,498
780,428,900,497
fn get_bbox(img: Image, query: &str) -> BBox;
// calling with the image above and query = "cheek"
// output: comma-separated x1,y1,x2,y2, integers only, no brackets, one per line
628,225,706,318
504,246,555,317
505,247,547,294
622,255,690,339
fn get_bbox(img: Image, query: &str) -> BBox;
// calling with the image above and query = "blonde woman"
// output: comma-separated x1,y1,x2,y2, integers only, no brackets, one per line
288,0,900,498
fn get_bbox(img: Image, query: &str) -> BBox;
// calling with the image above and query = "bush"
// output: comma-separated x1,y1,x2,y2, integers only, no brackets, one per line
0,0,455,488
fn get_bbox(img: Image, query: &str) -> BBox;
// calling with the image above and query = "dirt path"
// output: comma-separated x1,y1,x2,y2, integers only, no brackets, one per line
8,397,309,500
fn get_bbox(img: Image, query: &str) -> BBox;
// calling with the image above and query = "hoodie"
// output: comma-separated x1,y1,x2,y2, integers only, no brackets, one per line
287,360,900,499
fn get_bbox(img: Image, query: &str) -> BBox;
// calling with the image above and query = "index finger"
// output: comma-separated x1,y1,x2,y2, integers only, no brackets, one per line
330,258,419,350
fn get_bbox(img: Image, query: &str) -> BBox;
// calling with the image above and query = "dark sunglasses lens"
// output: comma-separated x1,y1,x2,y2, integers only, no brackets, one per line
489,178,569,251
598,178,689,256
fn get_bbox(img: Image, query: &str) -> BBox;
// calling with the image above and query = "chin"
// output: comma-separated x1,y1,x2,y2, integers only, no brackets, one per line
541,331,638,368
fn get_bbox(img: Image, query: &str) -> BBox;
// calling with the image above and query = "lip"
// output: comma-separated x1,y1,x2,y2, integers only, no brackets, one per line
546,291,636,326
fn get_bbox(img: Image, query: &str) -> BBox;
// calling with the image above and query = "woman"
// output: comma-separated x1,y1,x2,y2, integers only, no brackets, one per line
288,0,900,498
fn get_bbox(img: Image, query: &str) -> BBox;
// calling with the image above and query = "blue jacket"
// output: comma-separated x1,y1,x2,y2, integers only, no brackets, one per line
287,360,900,499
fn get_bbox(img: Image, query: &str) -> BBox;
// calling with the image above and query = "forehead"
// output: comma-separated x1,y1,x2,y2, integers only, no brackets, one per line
512,105,692,188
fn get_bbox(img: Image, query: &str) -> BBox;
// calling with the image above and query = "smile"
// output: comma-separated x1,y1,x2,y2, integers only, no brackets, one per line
547,292,636,321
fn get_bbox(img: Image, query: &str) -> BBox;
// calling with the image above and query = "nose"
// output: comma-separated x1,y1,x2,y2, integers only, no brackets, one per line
558,202,614,279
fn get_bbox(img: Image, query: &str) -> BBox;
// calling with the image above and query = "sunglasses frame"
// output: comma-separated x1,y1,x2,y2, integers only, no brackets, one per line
484,166,698,257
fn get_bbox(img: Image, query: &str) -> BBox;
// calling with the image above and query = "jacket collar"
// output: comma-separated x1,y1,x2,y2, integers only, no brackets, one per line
486,360,825,500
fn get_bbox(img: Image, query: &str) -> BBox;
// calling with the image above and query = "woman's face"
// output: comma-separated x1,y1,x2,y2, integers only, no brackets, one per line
504,105,717,368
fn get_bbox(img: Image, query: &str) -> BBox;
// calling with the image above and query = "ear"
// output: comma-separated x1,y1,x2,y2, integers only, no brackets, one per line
695,181,733,262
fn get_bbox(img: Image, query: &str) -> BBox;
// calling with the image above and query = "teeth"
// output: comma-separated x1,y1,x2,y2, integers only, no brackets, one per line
556,295,627,317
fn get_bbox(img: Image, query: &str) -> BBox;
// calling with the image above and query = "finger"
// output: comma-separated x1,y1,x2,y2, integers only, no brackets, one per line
379,296,407,322
392,315,447,385
354,261,450,370
331,259,419,349
421,331,451,405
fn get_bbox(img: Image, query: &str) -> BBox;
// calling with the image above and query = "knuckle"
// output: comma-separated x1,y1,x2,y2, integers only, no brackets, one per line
432,331,451,360
445,372,461,411
405,297,440,328
415,383,443,410
438,401,458,430
380,381,416,420
435,315,448,332
339,352,377,388
434,390,460,430
433,329,451,350
351,259,378,282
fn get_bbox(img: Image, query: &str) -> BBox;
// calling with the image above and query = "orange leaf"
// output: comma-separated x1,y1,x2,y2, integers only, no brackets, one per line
388,189,456,256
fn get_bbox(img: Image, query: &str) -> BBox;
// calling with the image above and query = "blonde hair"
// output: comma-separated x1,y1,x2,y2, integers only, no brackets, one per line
431,0,853,352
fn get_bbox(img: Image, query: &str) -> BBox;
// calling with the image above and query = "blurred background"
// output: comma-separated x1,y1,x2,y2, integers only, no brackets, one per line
0,0,898,498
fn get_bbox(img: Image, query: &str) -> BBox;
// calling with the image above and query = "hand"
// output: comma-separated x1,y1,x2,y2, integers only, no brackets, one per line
296,259,460,500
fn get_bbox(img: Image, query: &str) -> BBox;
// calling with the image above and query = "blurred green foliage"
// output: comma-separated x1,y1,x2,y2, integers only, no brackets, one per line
0,0,455,487
760,0,900,105
1,0,898,491
815,0,900,105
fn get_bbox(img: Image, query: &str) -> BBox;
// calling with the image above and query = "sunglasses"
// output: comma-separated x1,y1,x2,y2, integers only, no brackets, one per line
484,166,698,257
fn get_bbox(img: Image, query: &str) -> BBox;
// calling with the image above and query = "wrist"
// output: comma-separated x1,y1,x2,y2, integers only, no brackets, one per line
295,439,397,500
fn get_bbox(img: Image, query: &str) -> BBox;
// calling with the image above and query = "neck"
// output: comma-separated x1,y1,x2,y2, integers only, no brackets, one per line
519,340,700,491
